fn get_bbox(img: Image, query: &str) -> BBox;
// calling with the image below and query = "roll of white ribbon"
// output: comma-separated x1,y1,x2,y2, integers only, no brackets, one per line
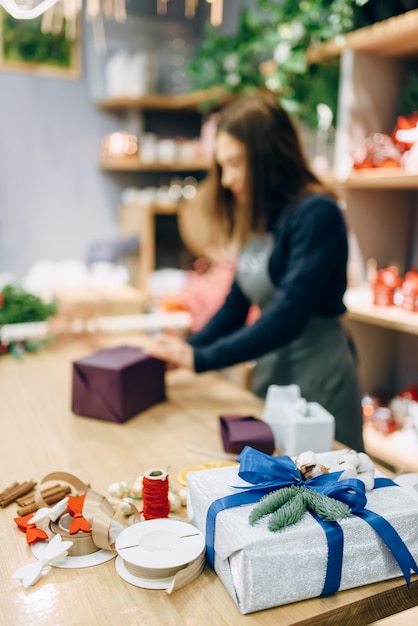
115,518,205,593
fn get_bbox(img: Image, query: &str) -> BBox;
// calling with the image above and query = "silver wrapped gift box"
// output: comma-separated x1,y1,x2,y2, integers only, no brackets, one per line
187,450,418,614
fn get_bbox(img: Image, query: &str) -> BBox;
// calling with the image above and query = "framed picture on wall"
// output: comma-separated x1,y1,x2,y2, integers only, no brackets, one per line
0,9,81,78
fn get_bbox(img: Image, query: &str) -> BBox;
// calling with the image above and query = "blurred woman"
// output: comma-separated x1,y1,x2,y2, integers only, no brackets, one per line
148,92,364,452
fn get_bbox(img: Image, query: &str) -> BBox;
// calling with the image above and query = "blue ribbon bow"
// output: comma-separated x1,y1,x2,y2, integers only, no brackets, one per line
205,446,418,595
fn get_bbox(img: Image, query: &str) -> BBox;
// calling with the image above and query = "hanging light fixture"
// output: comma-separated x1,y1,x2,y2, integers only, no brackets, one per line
157,0,223,26
205,0,223,26
1,0,61,19
0,0,224,27
0,0,127,41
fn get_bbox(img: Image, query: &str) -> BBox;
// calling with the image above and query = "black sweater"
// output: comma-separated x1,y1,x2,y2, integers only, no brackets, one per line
188,193,348,373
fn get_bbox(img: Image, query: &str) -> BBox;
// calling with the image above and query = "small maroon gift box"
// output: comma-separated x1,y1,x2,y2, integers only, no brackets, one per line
219,415,275,456
72,345,165,423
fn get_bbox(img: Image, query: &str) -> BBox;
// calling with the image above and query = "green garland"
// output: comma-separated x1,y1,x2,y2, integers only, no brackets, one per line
249,484,351,532
0,284,56,325
0,284,57,357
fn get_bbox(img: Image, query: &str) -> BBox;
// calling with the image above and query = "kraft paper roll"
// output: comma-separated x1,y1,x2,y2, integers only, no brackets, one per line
49,513,98,557
34,471,140,552
30,471,140,571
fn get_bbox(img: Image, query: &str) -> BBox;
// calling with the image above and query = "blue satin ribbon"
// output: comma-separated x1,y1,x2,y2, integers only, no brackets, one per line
204,446,418,595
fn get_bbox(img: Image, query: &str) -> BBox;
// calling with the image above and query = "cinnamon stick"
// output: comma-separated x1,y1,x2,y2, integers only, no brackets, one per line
16,483,70,507
0,482,19,500
0,481,37,507
17,488,71,517
14,495,36,508
43,486,71,504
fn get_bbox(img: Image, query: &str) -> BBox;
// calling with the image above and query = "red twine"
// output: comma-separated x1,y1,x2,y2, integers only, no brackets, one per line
142,471,170,520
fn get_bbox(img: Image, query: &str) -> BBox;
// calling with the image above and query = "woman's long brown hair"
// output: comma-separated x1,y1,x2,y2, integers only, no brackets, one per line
207,91,337,246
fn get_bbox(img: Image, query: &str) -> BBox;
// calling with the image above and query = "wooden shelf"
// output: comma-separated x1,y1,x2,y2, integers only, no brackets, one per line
344,170,418,190
308,8,418,63
96,87,229,113
345,294,418,336
99,156,211,172
318,169,418,190
261,9,418,75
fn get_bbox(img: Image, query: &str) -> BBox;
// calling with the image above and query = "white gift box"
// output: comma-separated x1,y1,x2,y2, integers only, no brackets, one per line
187,450,418,614
262,384,335,455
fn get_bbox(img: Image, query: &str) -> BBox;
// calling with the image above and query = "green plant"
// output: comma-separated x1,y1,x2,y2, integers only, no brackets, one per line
1,11,73,68
0,284,57,357
187,0,370,128
0,284,56,325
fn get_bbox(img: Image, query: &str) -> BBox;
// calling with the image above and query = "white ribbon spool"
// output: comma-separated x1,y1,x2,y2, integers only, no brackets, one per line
115,518,206,593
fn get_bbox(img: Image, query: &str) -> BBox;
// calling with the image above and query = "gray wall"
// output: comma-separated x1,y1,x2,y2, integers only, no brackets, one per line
0,68,119,277
0,0,257,279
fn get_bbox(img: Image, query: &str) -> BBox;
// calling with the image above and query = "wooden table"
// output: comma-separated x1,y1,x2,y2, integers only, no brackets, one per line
0,332,417,626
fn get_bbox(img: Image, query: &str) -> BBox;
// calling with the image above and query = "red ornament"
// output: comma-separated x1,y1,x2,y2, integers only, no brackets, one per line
398,385,418,403
352,133,402,169
392,113,418,152
373,266,402,306
402,270,418,312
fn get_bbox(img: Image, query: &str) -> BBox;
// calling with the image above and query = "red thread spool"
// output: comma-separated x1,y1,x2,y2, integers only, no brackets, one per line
142,469,170,520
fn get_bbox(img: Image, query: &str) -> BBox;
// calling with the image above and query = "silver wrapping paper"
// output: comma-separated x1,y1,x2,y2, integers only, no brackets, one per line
187,451,418,614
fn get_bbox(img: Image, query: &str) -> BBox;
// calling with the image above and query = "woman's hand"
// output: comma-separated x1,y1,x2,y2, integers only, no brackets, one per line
146,333,194,371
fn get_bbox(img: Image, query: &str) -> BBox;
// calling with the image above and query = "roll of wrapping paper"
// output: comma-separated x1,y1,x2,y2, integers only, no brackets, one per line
49,513,98,557
35,472,140,552
115,519,206,593
219,415,275,455
142,469,170,520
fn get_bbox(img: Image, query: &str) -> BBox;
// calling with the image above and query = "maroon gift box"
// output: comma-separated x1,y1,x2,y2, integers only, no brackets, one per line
72,345,165,423
219,415,275,456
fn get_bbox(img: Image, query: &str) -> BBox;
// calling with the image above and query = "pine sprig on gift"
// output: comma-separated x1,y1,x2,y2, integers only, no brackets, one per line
249,485,352,532
268,491,307,531
303,488,351,522
248,485,300,525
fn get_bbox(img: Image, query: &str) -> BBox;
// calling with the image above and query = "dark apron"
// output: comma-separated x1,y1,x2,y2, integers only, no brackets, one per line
236,233,364,452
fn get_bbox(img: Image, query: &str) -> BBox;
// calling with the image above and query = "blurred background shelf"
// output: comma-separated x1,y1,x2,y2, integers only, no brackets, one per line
363,424,418,473
95,88,228,113
345,296,418,336
344,171,418,190
308,7,418,62
99,156,211,172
